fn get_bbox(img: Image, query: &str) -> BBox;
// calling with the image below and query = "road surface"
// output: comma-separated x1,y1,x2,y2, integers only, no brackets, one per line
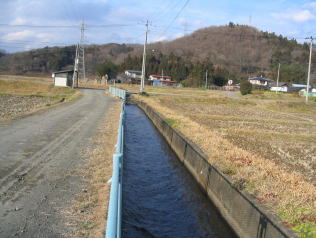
0,88,115,237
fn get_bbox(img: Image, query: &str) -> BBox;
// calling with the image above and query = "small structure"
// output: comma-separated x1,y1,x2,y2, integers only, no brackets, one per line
300,88,316,97
52,70,74,87
291,84,309,92
248,77,273,86
270,83,289,92
149,74,177,86
125,70,142,79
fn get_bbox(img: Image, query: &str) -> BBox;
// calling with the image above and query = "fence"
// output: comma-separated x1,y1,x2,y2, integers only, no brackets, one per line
109,86,127,100
105,87,126,238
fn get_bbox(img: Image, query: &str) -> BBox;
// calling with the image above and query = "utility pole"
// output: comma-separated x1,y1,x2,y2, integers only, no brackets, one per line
305,36,314,103
72,21,86,88
205,70,208,88
276,63,280,93
140,20,149,93
79,20,86,84
72,44,79,88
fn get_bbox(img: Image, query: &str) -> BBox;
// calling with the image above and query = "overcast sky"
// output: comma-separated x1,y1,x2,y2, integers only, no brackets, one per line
0,0,316,52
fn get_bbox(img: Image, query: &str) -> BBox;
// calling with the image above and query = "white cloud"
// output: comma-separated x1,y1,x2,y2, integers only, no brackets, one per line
273,10,315,22
304,2,316,9
173,32,184,39
153,36,167,42
1,30,34,41
292,10,314,22
10,17,27,25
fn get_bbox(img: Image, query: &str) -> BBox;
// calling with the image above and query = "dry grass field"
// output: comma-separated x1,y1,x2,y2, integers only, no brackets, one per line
0,74,52,84
0,77,79,121
120,84,316,238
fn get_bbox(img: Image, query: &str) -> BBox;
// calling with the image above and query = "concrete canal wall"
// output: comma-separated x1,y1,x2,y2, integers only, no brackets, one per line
136,100,297,238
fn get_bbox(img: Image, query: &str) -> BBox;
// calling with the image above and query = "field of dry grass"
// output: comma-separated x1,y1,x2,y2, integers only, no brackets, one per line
121,84,316,238
0,74,52,84
0,78,77,99
0,77,80,121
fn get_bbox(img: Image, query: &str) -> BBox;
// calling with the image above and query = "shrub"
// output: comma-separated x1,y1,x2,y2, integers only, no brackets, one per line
240,80,252,95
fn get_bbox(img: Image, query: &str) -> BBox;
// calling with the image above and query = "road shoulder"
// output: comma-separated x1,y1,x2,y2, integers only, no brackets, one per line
64,98,121,238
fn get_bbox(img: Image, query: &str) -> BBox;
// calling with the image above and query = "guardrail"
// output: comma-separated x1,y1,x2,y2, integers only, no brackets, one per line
109,86,126,100
106,87,126,238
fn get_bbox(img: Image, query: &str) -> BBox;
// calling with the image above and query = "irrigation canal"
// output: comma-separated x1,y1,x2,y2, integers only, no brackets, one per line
122,104,237,238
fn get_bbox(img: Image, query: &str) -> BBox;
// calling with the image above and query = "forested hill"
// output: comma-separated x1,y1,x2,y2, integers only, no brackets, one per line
0,24,313,84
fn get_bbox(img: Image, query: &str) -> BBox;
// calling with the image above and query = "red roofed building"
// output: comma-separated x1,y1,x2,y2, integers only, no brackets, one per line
149,75,177,86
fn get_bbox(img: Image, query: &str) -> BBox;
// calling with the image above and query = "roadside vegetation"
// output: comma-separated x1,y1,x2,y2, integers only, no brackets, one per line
0,76,79,121
121,84,316,238
64,98,121,238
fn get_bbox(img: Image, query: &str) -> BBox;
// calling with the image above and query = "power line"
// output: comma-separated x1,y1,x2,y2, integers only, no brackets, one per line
0,23,79,28
150,0,185,22
0,23,138,29
159,0,190,36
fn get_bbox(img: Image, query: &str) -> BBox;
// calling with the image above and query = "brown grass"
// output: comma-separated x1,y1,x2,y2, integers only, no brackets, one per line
0,79,78,101
64,97,121,238
127,84,316,238
0,74,52,84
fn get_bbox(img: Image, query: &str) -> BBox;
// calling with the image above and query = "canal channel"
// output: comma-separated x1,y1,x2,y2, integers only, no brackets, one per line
122,104,237,238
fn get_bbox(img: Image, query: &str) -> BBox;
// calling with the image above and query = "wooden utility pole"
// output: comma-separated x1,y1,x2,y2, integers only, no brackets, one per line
305,36,314,103
276,63,280,93
140,20,149,93
205,70,208,88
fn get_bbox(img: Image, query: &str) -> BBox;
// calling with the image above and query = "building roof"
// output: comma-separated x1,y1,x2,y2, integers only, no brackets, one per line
292,84,308,88
249,77,273,82
52,69,74,74
153,79,176,83
126,70,142,74
150,75,171,78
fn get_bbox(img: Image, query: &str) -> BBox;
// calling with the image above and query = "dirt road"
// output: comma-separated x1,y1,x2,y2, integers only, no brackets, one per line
0,88,115,237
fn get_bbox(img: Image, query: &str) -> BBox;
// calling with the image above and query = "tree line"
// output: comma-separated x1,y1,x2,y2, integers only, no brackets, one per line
96,53,233,87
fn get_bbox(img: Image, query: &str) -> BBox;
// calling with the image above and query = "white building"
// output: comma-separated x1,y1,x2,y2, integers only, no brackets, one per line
125,70,142,79
248,77,273,86
270,86,288,92
52,70,74,87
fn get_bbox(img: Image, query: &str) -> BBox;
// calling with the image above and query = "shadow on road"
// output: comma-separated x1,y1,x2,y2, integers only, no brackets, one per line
77,86,106,91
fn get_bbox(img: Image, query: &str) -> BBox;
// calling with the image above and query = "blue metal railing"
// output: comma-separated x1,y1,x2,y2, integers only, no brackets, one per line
106,87,126,238
109,86,126,100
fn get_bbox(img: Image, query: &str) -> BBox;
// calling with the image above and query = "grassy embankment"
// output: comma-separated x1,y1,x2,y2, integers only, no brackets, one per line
0,76,80,120
121,84,316,238
0,76,78,100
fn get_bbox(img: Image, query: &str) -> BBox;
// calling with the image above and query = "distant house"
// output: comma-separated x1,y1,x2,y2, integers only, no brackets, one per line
52,70,74,87
248,77,273,86
291,84,310,92
125,70,142,79
270,83,289,92
149,75,177,86
299,87,316,97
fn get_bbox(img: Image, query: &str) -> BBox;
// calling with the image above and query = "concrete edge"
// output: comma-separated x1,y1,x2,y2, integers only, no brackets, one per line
135,100,298,238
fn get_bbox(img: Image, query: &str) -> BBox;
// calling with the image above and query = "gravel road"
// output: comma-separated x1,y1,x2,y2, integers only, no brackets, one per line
0,88,115,237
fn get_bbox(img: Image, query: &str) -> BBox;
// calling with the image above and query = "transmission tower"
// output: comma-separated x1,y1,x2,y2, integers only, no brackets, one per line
72,21,86,88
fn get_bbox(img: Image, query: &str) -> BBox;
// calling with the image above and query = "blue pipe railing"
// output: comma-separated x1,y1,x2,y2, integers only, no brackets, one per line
106,87,126,238
109,86,126,100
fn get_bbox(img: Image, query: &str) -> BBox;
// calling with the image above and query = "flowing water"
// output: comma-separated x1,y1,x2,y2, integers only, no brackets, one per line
122,105,237,238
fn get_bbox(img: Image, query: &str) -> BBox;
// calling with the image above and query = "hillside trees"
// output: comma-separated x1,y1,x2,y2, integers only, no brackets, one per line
95,61,118,78
118,53,220,87
0,49,6,57
0,25,313,86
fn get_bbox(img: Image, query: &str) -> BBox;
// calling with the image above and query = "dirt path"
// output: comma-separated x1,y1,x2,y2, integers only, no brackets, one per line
0,88,116,237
